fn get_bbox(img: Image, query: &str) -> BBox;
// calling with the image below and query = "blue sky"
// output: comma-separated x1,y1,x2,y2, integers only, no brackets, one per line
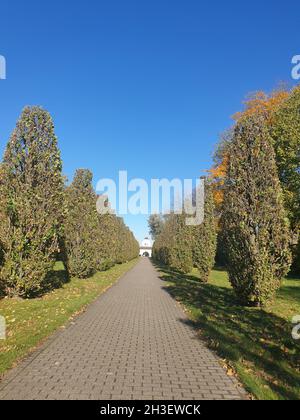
0,0,299,242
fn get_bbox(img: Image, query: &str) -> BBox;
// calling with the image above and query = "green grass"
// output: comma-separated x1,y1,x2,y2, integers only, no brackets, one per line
0,259,138,376
157,265,300,400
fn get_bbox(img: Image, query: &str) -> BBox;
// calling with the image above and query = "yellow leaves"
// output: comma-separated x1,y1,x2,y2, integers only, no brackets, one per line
233,89,289,125
209,155,229,210
209,88,291,213
220,359,237,378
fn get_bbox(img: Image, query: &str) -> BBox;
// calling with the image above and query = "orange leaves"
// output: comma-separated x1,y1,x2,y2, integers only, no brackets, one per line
209,155,229,210
233,89,289,125
209,87,290,212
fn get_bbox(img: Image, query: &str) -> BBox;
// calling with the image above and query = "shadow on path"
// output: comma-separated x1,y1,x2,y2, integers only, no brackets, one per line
155,263,300,400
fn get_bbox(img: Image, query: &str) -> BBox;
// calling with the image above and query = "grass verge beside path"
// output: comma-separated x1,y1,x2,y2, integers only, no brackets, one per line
157,264,300,400
0,258,139,376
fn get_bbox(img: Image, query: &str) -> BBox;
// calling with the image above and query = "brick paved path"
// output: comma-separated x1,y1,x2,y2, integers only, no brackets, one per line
0,258,246,400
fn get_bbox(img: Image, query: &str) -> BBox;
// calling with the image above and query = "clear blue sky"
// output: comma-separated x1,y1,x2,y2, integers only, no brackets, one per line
0,0,299,242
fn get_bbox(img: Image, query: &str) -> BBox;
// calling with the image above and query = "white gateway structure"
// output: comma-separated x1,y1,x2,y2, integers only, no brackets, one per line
139,237,153,258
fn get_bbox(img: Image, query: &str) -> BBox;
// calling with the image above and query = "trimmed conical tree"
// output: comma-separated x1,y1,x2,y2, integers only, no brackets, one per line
192,181,217,282
0,107,65,297
96,213,118,270
64,169,99,278
115,217,140,264
170,214,193,273
221,115,291,306
153,213,193,274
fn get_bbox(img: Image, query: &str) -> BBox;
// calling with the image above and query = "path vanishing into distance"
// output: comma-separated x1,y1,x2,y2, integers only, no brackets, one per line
0,259,246,400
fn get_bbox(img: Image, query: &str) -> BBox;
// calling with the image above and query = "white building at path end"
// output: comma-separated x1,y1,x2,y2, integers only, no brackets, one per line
139,237,153,258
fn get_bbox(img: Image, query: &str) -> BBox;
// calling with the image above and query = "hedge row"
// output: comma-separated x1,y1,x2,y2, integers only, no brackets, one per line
153,86,299,307
0,107,139,298
153,182,217,281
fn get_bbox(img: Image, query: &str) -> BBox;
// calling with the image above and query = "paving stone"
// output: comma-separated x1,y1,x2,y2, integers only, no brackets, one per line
0,259,246,400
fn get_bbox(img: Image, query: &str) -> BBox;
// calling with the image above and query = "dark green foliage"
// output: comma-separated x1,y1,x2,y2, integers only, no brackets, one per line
290,240,300,275
192,182,217,282
221,115,292,306
0,107,65,297
215,235,227,267
64,169,99,278
153,213,193,274
271,87,300,274
271,86,300,232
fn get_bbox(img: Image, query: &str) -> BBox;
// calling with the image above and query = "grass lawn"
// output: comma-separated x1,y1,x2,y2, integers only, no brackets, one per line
157,265,300,400
0,258,138,377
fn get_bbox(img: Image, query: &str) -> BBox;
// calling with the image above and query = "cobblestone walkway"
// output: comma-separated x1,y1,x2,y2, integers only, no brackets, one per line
0,258,246,400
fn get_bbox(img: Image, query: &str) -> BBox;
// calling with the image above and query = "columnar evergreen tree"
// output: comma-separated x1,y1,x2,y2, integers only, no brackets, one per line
64,169,99,278
153,213,193,274
192,181,217,282
221,115,291,306
96,213,139,269
115,217,140,263
0,107,65,297
65,175,139,277
169,214,193,273
97,213,119,270
152,215,173,265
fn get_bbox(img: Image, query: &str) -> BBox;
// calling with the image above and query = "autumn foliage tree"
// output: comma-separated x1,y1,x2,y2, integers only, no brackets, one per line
221,115,291,306
211,88,289,214
0,107,65,297
212,86,300,271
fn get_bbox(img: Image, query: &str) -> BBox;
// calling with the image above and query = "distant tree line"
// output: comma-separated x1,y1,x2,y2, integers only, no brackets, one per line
0,106,139,298
152,85,300,307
